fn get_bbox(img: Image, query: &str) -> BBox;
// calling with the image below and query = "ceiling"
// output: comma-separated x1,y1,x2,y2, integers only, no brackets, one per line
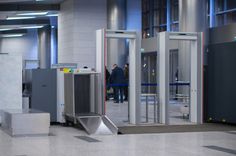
0,11,58,20
0,0,62,33
0,0,65,4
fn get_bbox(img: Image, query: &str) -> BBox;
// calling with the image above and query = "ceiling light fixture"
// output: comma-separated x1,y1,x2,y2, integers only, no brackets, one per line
7,16,36,20
0,28,12,31
21,26,44,29
1,34,24,38
17,12,48,16
46,14,59,17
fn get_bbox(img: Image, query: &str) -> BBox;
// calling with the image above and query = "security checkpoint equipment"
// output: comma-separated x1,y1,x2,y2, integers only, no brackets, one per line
158,32,203,125
96,29,141,125
64,70,118,135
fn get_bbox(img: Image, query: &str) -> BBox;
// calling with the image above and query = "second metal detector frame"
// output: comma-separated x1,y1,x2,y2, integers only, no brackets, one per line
158,32,203,125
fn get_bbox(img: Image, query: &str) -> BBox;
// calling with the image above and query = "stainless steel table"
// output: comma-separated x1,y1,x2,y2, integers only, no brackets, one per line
1,109,50,137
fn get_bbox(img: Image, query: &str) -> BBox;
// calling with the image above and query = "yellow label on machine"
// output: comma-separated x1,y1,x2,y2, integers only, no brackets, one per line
63,68,73,73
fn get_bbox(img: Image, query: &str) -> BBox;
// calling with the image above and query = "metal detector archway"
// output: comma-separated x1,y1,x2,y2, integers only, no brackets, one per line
158,32,203,125
96,29,141,125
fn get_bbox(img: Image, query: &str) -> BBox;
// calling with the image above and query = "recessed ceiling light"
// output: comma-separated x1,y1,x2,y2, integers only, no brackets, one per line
7,16,36,20
46,14,58,17
0,28,12,31
1,34,24,38
17,12,48,16
21,26,44,29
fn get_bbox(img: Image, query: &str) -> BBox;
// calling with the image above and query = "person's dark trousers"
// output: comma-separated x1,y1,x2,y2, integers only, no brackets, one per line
119,86,124,103
124,86,128,101
113,87,118,102
114,86,124,103
175,85,178,100
106,83,110,100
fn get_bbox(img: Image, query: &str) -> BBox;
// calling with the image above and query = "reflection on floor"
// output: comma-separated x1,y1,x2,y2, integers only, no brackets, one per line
106,98,191,127
0,126,235,156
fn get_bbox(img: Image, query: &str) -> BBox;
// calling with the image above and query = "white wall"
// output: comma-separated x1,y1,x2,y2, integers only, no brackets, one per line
0,29,38,62
0,29,38,122
58,0,107,68
0,48,22,123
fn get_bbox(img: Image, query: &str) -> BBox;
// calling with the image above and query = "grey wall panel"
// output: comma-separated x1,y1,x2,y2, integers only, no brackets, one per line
142,38,158,53
31,69,57,122
0,29,38,67
209,23,236,44
0,52,22,123
141,37,179,53
208,42,236,124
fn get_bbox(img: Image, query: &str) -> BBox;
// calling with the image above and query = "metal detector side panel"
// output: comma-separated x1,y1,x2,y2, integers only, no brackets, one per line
77,115,118,135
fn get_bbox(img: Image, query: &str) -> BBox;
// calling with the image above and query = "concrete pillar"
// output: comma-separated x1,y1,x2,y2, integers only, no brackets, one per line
51,27,58,65
179,0,207,32
58,0,107,68
107,0,126,70
38,26,51,69
178,0,207,94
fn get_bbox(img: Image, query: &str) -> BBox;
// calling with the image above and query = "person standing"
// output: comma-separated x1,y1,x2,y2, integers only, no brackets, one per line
124,63,129,101
110,64,125,103
175,69,179,100
105,66,111,100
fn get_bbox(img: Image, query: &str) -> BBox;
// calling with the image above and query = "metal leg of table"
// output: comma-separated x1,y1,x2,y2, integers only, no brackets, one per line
128,100,130,123
154,96,157,123
146,96,148,123
156,95,159,123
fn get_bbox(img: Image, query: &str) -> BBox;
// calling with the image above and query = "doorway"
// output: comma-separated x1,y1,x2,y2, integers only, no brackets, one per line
96,29,141,126
158,32,203,125
141,52,158,124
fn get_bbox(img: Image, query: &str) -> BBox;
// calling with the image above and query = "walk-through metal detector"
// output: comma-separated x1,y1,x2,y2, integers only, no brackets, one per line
158,32,203,125
96,29,141,125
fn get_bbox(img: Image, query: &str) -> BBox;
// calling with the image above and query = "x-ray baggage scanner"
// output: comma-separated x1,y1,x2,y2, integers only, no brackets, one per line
64,71,118,135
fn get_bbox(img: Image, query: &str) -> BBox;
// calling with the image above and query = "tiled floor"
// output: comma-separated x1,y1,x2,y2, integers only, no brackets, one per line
0,126,235,156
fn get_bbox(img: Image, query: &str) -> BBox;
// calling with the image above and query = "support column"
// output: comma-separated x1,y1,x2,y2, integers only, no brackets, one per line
178,0,207,94
51,27,58,65
166,0,171,31
38,26,51,69
210,0,215,28
107,0,126,70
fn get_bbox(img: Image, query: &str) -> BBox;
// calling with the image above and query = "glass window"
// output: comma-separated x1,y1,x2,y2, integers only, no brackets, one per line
214,0,236,27
142,0,179,38
227,0,236,10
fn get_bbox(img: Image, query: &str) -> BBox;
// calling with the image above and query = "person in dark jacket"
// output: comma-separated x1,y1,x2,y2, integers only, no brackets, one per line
105,66,111,100
124,63,129,101
110,64,125,103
